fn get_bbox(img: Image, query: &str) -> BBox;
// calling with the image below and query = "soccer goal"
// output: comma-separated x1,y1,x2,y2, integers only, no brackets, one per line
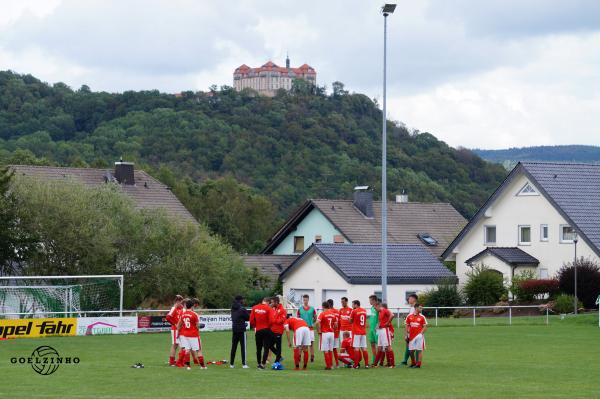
0,275,124,318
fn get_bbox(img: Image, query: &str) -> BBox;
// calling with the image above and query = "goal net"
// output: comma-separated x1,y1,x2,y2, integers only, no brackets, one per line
0,275,123,319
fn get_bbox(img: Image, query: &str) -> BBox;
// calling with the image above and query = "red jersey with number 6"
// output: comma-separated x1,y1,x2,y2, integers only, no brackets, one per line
350,307,367,335
318,309,337,333
179,310,199,337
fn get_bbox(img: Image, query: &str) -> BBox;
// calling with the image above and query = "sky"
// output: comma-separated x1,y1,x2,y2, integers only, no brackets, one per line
1,0,600,149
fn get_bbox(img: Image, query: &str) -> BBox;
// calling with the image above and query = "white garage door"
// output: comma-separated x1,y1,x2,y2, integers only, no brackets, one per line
323,290,347,309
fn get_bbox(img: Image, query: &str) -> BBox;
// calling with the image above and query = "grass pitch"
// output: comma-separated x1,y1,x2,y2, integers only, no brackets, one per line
1,315,599,399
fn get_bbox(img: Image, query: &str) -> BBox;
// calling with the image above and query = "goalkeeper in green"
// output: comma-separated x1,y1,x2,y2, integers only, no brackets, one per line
368,294,380,365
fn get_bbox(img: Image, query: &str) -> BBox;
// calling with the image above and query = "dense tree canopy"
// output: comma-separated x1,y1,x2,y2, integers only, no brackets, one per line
0,71,507,248
6,174,251,308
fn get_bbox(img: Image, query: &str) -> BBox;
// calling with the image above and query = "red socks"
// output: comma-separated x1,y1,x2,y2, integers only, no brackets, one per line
332,348,339,367
176,350,185,367
339,355,352,365
387,350,395,367
362,350,369,366
323,352,332,368
374,350,385,366
303,350,309,368
198,356,205,367
354,349,362,367
169,356,175,365
294,348,301,368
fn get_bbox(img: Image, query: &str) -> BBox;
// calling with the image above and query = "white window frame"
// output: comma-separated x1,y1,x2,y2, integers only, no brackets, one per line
484,225,497,245
560,224,575,244
518,225,531,246
517,182,539,196
540,224,549,242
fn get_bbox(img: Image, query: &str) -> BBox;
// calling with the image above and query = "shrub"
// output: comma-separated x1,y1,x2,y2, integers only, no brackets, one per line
553,294,582,314
464,265,507,306
519,279,560,300
510,270,537,302
422,278,463,316
558,257,600,308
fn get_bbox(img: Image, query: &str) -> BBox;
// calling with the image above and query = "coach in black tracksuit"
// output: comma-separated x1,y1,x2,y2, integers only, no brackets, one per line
230,295,250,367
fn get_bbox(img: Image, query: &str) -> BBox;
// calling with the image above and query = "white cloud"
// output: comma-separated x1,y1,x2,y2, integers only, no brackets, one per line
388,33,600,149
1,0,600,149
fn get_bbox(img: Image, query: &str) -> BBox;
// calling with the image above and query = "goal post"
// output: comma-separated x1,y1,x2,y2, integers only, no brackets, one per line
0,275,124,318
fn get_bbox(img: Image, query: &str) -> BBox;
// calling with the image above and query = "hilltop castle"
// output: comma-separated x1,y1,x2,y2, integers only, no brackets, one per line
233,56,316,96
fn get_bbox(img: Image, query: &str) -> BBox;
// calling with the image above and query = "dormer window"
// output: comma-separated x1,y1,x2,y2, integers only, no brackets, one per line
418,233,438,246
517,182,538,196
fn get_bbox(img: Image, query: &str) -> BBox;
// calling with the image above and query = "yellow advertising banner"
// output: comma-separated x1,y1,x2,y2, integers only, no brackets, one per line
0,318,77,339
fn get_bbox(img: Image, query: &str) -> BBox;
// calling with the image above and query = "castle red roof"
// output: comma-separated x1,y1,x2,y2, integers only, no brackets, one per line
234,60,316,76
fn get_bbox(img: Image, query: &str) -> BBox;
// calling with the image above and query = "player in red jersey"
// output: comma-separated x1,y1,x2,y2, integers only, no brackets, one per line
326,299,340,367
165,294,184,366
405,304,428,368
284,316,311,370
339,331,355,367
249,297,273,369
373,302,396,368
176,299,206,370
381,303,395,367
316,301,338,370
349,300,369,368
338,297,353,344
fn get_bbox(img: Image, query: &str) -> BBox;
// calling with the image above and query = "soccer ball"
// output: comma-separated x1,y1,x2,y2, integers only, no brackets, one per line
271,361,284,370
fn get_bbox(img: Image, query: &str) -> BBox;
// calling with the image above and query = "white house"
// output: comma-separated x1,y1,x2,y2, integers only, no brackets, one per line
281,243,456,309
442,162,600,285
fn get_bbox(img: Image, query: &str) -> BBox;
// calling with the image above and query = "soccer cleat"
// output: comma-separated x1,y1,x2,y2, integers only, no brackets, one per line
229,365,235,369
294,367,300,371
201,366,208,370
242,365,249,369
257,365,265,370
186,367,191,370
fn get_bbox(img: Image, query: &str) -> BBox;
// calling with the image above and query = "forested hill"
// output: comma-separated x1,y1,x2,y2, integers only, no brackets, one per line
0,70,505,226
473,145,600,169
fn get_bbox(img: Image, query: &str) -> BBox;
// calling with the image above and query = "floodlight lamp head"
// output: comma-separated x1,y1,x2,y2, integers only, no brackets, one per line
382,3,396,16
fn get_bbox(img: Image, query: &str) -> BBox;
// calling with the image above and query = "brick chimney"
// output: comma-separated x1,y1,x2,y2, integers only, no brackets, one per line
353,186,374,218
114,161,135,185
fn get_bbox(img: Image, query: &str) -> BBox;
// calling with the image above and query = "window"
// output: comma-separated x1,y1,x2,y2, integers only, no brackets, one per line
314,235,322,244
418,233,438,246
484,225,497,245
517,182,539,196
293,236,304,253
539,268,549,279
560,225,576,243
540,224,549,241
333,235,344,244
519,225,531,245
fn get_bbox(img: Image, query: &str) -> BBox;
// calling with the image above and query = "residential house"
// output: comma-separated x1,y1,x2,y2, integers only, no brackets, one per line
442,162,600,285
10,162,198,225
280,243,456,309
245,188,465,289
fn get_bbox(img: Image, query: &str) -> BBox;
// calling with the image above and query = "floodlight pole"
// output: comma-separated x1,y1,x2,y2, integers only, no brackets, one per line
574,232,578,315
381,4,395,303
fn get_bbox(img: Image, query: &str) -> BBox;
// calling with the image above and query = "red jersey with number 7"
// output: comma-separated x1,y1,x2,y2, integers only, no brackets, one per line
350,307,367,335
179,310,199,337
318,309,337,333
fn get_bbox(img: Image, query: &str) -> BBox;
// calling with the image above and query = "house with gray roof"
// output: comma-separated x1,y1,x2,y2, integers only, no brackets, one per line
442,161,600,285
247,188,465,287
280,243,455,308
11,162,198,225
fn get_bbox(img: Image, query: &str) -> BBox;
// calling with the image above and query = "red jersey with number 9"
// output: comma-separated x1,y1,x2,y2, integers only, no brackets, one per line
318,309,337,333
179,310,199,337
350,307,367,335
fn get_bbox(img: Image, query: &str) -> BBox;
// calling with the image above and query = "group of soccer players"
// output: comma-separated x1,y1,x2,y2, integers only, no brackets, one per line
165,292,428,371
